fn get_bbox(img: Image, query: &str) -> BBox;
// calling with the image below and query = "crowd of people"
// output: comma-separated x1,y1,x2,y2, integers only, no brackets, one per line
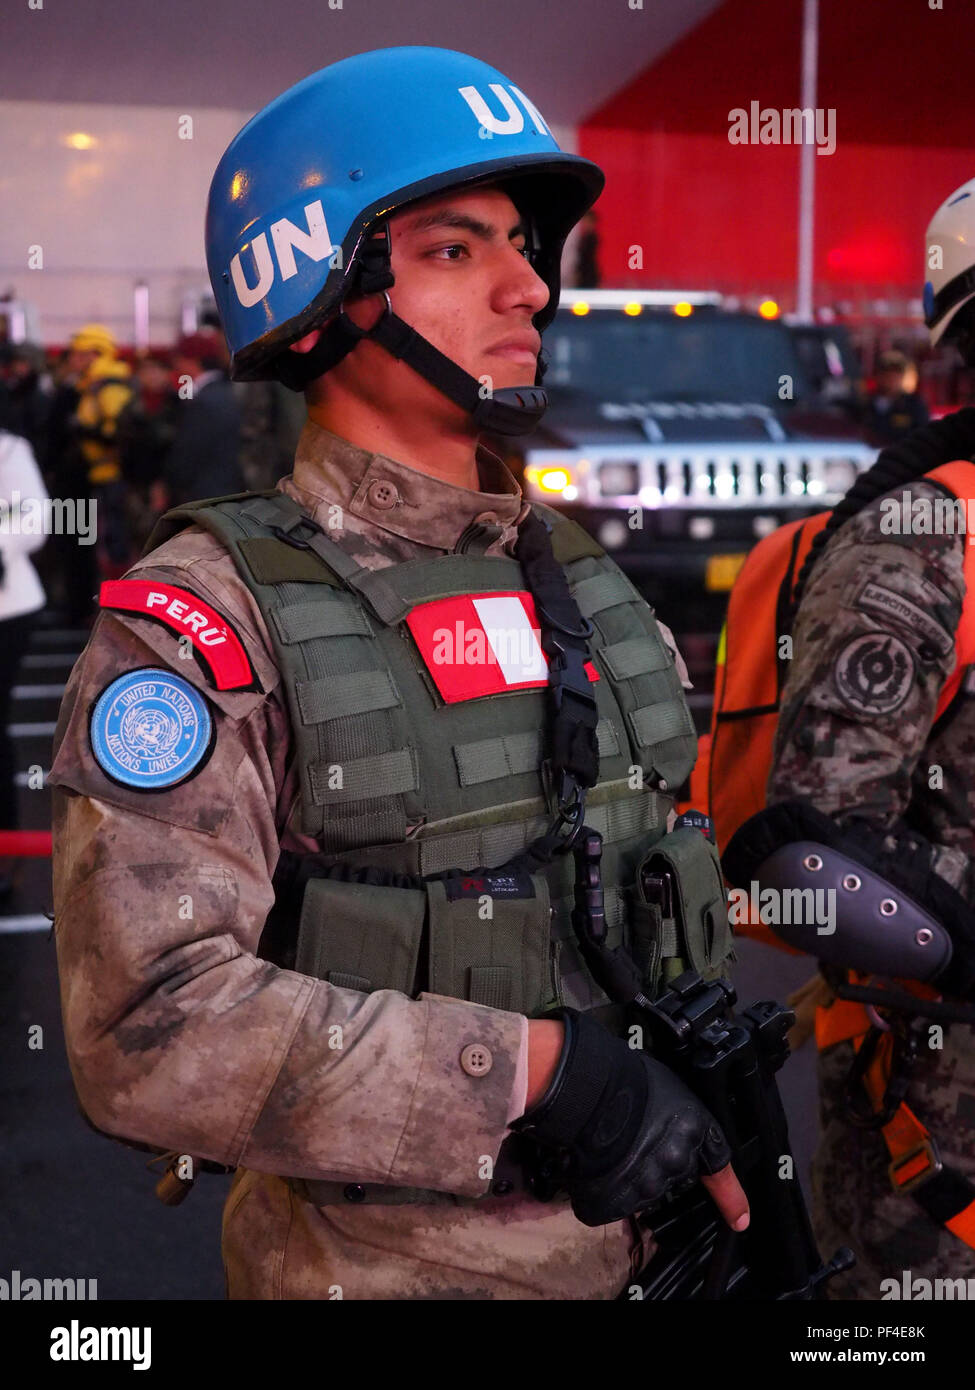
0,321,305,625
0,321,304,892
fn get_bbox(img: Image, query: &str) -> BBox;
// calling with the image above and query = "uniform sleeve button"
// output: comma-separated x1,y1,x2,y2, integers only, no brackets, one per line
366,479,399,510
343,1183,367,1203
460,1043,493,1077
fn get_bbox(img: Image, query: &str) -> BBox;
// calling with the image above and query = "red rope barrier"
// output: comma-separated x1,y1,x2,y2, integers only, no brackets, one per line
0,831,53,857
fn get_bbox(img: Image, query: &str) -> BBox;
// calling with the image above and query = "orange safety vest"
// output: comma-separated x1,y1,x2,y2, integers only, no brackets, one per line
692,458,975,1245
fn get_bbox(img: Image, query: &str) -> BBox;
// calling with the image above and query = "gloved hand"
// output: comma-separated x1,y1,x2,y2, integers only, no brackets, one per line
510,1007,733,1227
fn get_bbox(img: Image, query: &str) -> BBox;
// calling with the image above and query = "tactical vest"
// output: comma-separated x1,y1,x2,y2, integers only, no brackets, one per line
144,489,732,1026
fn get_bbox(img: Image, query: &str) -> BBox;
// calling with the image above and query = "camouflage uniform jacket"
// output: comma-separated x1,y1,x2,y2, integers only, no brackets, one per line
49,419,676,1298
769,477,975,1295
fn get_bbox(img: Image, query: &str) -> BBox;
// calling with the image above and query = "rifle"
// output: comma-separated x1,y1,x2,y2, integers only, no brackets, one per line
567,821,855,1300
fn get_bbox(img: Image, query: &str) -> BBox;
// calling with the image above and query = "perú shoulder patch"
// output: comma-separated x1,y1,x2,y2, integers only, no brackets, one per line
406,591,600,703
89,668,215,791
98,580,259,692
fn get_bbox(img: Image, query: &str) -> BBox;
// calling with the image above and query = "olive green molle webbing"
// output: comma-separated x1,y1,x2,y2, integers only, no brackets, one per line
147,492,697,850
147,490,708,1012
148,490,424,849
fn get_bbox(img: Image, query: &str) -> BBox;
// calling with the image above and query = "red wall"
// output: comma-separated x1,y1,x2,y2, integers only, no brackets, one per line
579,0,975,306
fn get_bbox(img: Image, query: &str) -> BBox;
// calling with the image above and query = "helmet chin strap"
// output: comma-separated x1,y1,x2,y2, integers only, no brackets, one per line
275,225,550,438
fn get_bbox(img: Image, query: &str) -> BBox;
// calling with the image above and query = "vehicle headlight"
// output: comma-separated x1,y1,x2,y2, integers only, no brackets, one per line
599,462,640,496
525,464,574,494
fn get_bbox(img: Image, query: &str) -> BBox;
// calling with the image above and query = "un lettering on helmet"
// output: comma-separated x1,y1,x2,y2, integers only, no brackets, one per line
204,47,603,382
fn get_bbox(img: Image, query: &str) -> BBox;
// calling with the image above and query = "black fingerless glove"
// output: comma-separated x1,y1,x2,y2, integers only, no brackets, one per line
511,1008,731,1227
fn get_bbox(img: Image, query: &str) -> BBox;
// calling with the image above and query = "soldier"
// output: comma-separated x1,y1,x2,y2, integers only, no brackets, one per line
725,176,975,1298
49,46,746,1301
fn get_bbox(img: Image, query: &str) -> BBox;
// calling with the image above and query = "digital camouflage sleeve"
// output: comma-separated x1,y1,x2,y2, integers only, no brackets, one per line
769,480,975,901
768,479,975,1298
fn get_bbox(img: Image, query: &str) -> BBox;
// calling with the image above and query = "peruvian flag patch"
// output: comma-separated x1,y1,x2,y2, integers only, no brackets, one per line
406,591,599,703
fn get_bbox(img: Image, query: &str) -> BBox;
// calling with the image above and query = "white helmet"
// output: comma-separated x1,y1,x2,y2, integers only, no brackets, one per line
924,177,975,346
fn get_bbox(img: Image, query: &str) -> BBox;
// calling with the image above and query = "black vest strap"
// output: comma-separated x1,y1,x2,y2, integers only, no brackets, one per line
514,509,600,821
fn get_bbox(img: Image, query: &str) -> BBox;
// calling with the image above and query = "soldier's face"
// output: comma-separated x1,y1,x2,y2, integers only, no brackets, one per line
314,185,550,432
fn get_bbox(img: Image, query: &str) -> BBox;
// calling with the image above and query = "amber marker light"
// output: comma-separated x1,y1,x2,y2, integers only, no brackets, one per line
759,299,780,319
623,302,642,316
673,301,693,318
571,302,590,316
538,469,572,493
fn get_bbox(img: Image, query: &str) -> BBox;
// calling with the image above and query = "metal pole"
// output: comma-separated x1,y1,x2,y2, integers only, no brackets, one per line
133,281,150,351
796,0,819,321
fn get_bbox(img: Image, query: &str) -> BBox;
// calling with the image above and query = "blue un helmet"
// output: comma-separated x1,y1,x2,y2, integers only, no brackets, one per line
205,46,604,436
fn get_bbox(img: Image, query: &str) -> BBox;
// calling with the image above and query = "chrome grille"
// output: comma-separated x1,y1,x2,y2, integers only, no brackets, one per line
525,442,876,509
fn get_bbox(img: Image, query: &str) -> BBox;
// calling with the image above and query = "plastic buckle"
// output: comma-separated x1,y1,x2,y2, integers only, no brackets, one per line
534,600,594,641
888,1137,943,1194
547,636,599,720
268,516,325,552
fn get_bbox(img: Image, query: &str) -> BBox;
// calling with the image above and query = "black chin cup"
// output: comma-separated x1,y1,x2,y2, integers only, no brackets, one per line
470,384,549,435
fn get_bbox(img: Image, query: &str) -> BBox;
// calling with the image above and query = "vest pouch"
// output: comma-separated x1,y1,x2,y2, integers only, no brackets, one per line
632,826,732,996
425,871,553,1016
295,876,426,995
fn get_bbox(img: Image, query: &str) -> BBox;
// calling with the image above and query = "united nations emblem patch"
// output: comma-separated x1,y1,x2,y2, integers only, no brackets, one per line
89,668,214,790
